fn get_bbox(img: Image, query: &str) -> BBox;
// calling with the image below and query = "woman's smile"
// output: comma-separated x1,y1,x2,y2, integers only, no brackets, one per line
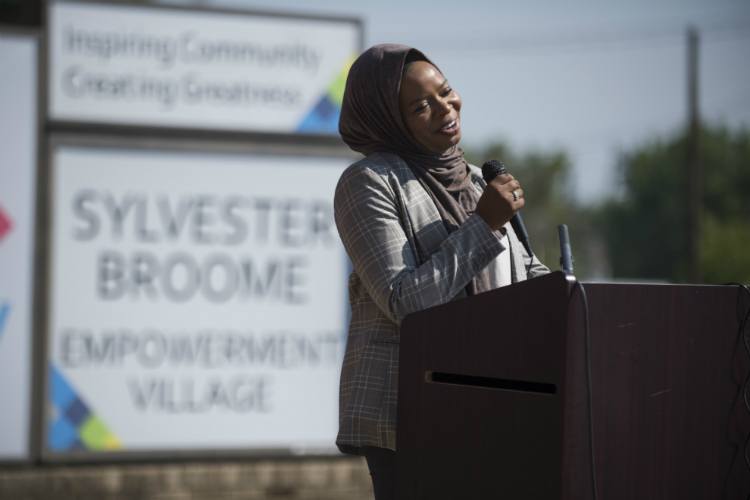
398,60,462,153
438,118,460,135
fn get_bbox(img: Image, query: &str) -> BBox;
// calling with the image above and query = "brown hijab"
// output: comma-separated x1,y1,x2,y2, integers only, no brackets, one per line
339,44,491,296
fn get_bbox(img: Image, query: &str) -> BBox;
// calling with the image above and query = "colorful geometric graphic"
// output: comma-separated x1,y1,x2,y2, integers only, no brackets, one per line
296,56,356,135
0,302,9,344
48,364,123,452
0,203,12,245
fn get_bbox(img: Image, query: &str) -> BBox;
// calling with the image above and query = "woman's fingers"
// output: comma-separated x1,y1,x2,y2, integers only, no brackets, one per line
493,177,523,202
476,176,525,231
508,188,524,202
491,175,520,193
494,173,514,184
505,181,521,194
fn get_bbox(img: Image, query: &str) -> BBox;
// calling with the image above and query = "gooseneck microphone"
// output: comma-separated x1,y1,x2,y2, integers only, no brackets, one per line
481,159,534,258
558,224,574,272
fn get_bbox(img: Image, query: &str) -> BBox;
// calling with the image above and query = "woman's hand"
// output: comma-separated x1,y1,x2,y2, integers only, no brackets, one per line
474,173,524,231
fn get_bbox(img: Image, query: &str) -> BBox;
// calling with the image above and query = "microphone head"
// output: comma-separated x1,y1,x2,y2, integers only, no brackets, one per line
481,159,506,183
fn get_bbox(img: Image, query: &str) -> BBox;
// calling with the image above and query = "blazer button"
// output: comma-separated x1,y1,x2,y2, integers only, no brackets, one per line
473,262,481,271
499,227,507,236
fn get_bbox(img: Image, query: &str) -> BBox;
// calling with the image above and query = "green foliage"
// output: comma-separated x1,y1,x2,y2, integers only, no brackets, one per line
597,125,750,284
464,142,590,277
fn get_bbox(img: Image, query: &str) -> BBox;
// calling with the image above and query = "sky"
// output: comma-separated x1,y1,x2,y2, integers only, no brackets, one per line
166,0,750,204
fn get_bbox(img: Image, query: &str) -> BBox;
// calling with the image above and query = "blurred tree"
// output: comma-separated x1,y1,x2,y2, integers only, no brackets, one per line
464,142,595,277
597,124,750,284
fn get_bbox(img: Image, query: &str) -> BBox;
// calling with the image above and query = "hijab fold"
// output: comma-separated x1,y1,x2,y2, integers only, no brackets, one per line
339,44,491,296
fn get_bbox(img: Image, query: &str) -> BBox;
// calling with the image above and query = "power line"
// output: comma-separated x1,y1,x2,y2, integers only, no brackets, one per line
410,19,750,55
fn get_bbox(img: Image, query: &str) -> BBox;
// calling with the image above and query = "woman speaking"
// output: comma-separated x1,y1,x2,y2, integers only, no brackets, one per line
334,44,549,499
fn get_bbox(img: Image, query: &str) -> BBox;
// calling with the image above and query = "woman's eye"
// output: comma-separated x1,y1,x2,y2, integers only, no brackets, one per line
415,103,428,112
442,87,453,96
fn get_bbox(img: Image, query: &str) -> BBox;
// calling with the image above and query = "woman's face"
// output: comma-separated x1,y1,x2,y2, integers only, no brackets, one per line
398,60,462,153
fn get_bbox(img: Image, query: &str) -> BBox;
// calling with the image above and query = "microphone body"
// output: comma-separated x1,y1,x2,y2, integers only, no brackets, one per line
481,160,535,258
558,224,574,272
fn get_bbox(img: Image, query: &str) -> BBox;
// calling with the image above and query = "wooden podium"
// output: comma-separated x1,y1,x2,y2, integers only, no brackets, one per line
396,271,750,499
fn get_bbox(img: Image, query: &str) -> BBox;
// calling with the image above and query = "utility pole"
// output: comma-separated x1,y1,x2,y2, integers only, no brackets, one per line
687,26,702,284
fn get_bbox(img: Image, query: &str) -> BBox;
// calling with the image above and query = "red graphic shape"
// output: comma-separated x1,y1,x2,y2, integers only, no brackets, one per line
0,203,13,245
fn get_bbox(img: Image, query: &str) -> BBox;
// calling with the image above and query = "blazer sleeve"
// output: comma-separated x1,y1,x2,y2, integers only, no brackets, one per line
525,254,550,278
334,162,506,327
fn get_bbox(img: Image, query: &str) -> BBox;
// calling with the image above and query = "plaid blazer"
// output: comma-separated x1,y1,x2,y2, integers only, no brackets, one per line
334,152,549,455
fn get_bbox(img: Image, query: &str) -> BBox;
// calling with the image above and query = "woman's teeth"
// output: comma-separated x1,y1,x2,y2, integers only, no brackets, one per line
442,120,456,130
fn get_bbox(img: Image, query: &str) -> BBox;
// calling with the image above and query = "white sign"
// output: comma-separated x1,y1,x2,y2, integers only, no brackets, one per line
0,32,37,461
47,145,350,454
48,1,360,135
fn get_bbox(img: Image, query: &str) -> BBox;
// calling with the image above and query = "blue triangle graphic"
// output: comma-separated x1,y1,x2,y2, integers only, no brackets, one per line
296,95,341,135
0,301,10,344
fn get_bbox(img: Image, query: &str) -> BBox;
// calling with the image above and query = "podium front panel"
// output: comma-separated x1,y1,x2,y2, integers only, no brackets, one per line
397,272,572,499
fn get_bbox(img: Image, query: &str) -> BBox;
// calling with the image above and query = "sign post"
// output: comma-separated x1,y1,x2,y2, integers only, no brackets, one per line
0,31,38,462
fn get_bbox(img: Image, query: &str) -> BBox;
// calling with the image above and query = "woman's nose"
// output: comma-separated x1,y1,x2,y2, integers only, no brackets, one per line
436,98,452,114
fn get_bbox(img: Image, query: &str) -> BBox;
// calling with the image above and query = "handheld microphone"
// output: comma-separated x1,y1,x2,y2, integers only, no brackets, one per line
558,224,574,272
481,159,534,258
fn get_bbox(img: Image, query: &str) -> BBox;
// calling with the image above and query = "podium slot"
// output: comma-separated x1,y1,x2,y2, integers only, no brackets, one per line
426,371,556,395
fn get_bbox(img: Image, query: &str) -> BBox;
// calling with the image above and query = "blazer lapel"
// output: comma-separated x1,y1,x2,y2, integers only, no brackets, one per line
400,174,450,264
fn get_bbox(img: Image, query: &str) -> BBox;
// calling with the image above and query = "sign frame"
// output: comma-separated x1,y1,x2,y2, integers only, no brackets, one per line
36,0,363,464
0,26,46,465
39,132,358,463
44,0,364,142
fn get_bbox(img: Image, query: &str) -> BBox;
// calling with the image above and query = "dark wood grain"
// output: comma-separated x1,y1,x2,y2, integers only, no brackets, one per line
580,283,750,499
396,273,750,499
396,271,574,499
